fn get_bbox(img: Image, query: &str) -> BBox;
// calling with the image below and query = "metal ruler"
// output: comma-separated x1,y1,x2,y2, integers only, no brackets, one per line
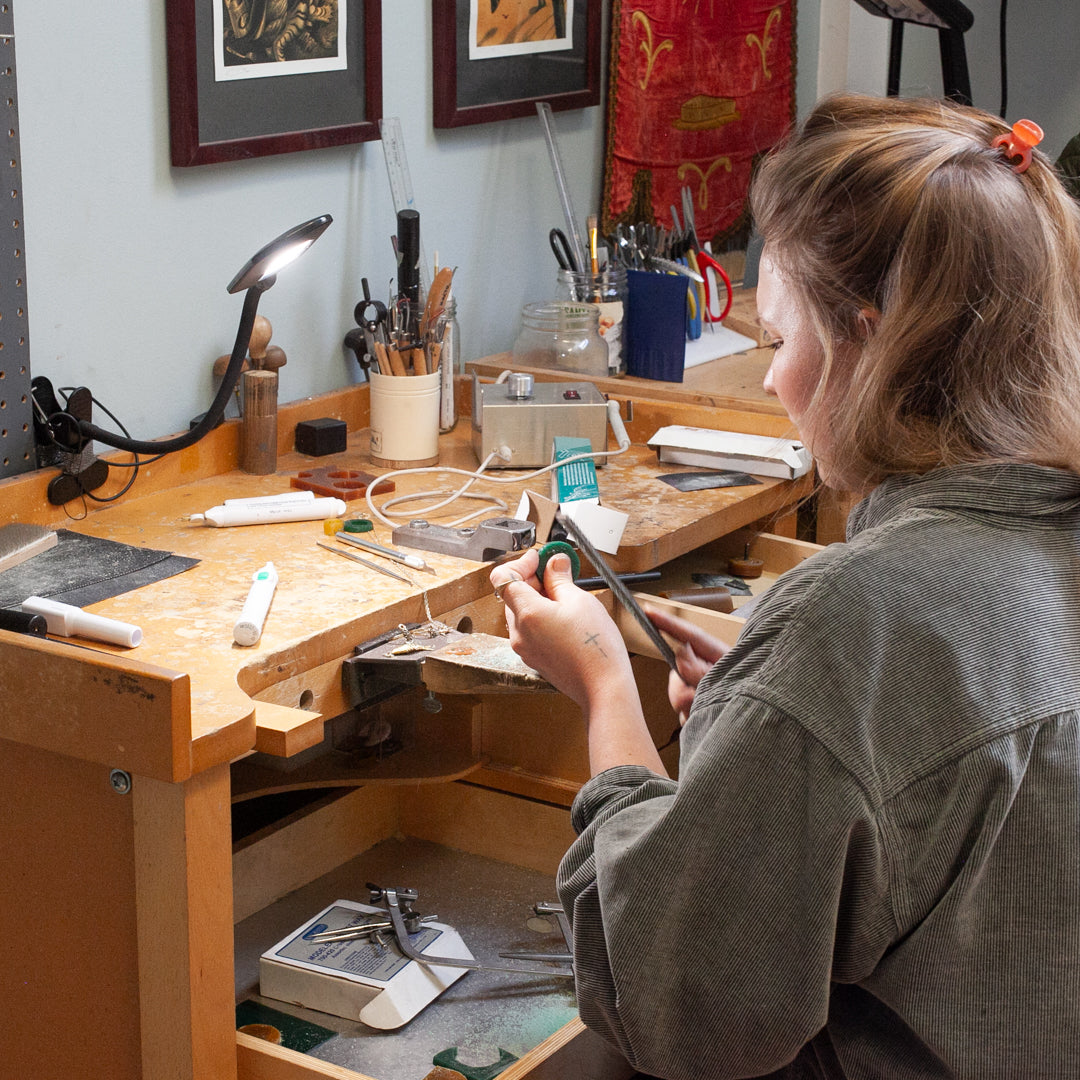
379,117,429,298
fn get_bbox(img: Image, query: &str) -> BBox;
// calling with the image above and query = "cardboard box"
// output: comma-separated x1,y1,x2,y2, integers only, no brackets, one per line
259,899,473,1030
551,436,600,505
647,425,813,480
547,437,628,555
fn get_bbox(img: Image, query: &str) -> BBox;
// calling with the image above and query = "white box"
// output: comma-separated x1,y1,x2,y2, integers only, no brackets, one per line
259,899,473,1030
647,425,812,480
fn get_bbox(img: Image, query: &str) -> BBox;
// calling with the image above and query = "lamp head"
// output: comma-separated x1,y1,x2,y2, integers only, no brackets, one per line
227,213,333,294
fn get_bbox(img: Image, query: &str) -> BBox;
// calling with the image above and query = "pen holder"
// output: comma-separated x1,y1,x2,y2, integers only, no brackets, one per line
369,370,440,468
625,269,687,382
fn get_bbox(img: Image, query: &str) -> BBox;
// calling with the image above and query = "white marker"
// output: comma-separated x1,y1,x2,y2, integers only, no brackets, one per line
234,562,278,647
20,596,143,648
192,497,346,527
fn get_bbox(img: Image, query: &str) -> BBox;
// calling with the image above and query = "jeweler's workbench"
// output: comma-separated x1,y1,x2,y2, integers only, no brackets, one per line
0,377,813,1080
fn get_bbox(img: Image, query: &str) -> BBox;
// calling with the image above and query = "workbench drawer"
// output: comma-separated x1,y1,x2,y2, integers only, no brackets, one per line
233,782,634,1080
611,529,823,657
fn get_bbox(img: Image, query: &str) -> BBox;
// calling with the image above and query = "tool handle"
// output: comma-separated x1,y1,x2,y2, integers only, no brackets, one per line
21,596,143,648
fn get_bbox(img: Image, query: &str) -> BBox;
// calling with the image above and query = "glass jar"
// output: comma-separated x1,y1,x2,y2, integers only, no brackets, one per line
555,266,627,376
512,302,608,378
439,295,459,432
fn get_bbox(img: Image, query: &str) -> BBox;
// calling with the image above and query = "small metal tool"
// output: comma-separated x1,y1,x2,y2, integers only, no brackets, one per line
557,510,678,670
335,531,436,574
307,912,437,944
316,540,415,584
369,884,573,977
392,517,535,562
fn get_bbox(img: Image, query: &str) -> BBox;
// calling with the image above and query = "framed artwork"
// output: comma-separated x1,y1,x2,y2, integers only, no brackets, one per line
432,0,601,129
166,0,383,167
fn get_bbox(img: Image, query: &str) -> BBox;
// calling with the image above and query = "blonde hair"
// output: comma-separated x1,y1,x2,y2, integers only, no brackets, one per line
751,93,1080,492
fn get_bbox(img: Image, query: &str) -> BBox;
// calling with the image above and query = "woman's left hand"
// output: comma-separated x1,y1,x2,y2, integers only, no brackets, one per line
490,549,634,713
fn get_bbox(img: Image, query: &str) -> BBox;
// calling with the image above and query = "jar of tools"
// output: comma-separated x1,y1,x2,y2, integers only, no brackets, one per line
555,265,627,376
512,302,608,378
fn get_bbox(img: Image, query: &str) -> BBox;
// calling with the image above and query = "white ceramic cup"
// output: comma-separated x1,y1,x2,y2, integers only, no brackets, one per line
369,370,440,467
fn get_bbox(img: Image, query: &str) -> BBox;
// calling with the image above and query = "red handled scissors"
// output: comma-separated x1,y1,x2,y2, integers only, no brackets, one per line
694,250,733,323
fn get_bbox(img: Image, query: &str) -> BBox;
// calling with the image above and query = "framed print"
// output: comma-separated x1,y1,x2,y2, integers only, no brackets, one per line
167,0,382,167
433,0,601,129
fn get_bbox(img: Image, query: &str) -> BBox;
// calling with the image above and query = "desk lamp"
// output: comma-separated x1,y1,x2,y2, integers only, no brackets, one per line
44,213,332,459
852,0,974,105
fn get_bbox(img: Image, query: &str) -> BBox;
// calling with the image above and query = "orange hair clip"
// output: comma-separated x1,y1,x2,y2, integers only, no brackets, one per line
990,119,1044,174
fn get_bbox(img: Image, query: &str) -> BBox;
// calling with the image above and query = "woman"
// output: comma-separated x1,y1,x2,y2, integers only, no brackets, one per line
491,94,1080,1079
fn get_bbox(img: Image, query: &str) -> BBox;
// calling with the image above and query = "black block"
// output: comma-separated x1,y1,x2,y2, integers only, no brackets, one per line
295,417,348,456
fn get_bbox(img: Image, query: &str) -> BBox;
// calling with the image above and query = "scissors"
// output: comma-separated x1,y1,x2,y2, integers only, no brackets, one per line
680,186,733,325
549,228,579,272
695,250,733,323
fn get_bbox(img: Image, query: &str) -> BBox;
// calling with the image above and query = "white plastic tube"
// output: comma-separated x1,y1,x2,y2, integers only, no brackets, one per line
193,497,346,527
224,491,315,506
20,596,143,648
233,562,278,647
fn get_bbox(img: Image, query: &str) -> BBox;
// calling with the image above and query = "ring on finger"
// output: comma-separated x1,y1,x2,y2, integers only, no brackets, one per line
493,572,523,602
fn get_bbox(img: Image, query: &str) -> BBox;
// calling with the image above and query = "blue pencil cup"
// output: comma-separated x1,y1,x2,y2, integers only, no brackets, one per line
625,269,688,382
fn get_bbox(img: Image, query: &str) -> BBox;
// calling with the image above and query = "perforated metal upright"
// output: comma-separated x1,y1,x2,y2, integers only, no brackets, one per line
0,1,33,479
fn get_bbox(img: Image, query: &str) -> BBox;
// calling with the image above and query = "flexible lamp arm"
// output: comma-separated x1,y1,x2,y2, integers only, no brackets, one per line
75,281,270,456
56,213,331,458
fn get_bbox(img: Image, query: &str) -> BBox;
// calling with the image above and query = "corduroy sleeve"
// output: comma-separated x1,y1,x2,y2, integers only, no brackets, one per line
557,694,895,1080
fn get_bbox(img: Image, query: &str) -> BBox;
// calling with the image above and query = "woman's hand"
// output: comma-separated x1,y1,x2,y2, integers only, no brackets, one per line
490,549,633,712
491,549,665,777
643,606,730,724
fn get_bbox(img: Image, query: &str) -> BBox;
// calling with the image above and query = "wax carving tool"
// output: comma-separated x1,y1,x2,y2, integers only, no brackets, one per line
555,511,678,670
316,541,414,584
335,531,435,574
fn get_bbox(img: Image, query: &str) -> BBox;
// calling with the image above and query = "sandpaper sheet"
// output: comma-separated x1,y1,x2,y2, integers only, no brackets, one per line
0,529,198,609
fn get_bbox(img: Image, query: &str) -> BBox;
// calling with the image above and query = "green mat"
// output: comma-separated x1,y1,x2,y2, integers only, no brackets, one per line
235,999,336,1054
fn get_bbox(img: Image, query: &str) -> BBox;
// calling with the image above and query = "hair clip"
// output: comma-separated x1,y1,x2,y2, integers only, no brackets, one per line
990,119,1044,174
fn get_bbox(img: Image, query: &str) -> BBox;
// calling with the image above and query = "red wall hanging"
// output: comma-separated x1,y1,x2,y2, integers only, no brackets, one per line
602,0,796,248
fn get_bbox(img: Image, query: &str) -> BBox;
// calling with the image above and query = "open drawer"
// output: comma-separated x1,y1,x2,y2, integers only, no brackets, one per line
609,529,823,657
233,780,634,1080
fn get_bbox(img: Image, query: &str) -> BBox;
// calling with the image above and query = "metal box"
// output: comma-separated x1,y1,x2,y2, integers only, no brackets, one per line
471,375,609,468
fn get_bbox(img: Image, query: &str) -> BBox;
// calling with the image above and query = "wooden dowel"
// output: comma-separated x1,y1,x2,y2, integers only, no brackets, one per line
240,370,278,475
387,346,408,377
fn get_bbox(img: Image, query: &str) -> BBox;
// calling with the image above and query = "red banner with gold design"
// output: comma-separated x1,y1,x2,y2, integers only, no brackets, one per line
602,0,796,246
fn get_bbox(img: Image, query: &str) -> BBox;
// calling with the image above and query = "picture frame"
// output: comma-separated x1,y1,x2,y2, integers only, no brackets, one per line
166,0,382,167
432,0,600,129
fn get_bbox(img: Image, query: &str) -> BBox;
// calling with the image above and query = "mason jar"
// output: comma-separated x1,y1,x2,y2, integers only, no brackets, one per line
555,266,627,376
512,302,608,378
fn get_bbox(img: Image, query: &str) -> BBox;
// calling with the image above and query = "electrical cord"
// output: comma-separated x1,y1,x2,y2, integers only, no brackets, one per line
364,393,634,529
53,387,167,503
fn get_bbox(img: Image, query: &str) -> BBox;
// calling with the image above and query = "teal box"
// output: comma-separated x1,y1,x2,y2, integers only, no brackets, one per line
552,436,600,504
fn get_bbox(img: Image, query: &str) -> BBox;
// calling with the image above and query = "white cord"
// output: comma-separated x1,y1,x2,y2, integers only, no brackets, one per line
364,382,634,528
365,443,631,528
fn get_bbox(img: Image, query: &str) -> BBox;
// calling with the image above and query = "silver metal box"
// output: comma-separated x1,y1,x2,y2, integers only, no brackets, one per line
471,375,610,468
